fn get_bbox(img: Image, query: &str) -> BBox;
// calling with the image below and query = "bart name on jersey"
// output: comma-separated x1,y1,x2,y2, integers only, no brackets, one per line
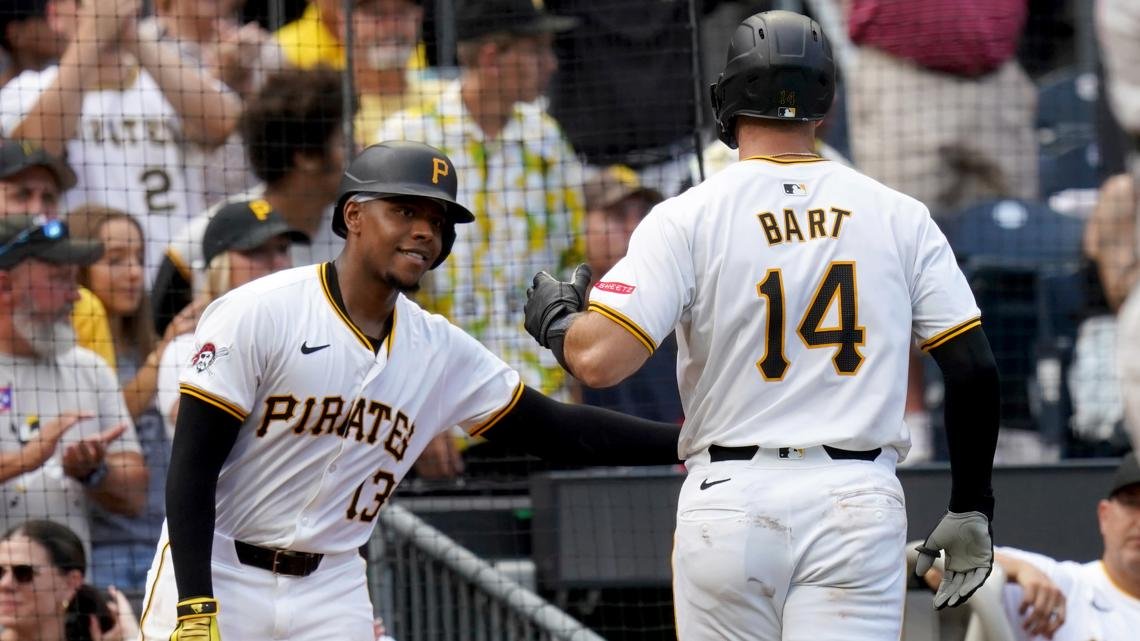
257,394,418,462
757,206,852,246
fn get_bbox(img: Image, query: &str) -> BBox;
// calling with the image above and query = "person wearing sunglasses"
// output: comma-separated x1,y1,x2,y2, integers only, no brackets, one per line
0,519,138,641
0,214,147,555
0,139,117,372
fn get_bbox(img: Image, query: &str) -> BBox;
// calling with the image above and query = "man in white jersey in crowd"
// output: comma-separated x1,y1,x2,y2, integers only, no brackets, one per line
0,0,241,282
524,11,1002,640
138,140,682,641
923,452,1140,640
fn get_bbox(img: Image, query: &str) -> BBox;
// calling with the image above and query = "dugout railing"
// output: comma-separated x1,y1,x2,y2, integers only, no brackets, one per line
369,502,607,641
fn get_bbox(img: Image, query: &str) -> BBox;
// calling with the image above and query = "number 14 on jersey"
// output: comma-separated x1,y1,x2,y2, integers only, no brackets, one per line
756,261,865,381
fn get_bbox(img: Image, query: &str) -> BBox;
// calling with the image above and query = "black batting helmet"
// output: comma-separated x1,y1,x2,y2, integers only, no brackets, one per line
710,10,835,149
333,141,475,269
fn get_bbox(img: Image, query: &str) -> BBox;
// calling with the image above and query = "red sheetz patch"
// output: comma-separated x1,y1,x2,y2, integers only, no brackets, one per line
594,281,636,295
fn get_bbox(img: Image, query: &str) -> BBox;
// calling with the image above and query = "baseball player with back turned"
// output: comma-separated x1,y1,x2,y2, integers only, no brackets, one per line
137,140,681,641
524,11,1002,641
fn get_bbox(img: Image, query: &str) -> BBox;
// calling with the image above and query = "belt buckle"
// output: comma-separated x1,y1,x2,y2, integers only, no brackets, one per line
270,549,288,575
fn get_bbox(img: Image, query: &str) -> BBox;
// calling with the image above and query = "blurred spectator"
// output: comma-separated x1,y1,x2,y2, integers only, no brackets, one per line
155,199,306,440
0,0,243,283
151,68,347,335
351,0,445,148
919,452,1140,640
377,0,584,393
0,139,116,369
845,0,1038,216
545,0,700,198
275,0,426,72
0,519,139,641
1071,173,1134,456
0,214,145,552
580,165,682,422
0,0,67,86
378,0,586,476
1099,0,1140,453
141,0,282,208
68,206,199,608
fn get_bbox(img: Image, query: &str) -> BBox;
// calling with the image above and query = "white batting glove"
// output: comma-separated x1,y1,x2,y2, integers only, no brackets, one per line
914,511,994,609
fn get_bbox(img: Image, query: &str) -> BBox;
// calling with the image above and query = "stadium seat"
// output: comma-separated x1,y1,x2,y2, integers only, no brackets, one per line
1035,68,1104,199
936,199,1085,437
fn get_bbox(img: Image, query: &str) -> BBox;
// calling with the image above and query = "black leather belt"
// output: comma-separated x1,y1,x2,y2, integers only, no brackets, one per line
708,444,882,463
234,540,323,577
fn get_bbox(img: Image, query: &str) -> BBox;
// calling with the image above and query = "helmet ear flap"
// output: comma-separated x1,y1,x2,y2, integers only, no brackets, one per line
431,223,456,269
710,79,738,149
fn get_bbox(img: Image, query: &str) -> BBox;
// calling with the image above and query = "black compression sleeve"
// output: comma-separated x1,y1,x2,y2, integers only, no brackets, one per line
165,394,242,599
928,325,1000,520
480,386,681,466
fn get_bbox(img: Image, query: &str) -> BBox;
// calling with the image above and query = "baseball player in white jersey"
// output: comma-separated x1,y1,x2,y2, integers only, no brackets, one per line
138,141,681,641
524,11,1002,641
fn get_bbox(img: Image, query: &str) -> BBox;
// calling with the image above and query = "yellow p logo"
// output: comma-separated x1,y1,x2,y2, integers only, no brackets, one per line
431,158,449,185
249,199,272,221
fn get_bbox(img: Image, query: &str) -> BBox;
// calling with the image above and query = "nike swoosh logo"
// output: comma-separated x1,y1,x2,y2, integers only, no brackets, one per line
700,478,730,490
300,342,331,355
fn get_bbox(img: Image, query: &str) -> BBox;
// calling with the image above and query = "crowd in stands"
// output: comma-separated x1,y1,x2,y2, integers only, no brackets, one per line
0,0,1136,637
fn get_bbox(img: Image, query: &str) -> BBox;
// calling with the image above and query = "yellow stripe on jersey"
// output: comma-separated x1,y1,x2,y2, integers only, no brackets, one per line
137,541,169,631
920,317,982,351
385,306,397,358
743,154,830,165
469,382,524,437
179,383,247,422
587,302,657,354
319,263,373,351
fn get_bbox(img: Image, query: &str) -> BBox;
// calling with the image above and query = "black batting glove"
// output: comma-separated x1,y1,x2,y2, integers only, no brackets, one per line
524,264,592,368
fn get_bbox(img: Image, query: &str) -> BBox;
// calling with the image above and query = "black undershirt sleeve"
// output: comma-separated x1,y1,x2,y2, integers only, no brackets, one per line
928,325,1001,520
480,386,681,466
165,394,242,599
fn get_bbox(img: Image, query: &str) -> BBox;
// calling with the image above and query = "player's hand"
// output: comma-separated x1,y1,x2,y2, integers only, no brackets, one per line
170,597,220,641
524,263,592,349
1014,563,1066,638
914,511,993,609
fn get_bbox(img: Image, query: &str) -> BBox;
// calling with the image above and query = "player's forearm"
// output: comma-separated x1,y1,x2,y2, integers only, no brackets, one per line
87,451,148,516
9,39,97,156
481,386,680,466
131,29,241,148
994,551,1032,582
167,394,241,598
563,311,652,388
929,326,1000,519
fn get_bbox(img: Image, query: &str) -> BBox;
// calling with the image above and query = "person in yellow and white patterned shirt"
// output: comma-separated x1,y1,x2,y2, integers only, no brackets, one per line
377,0,585,409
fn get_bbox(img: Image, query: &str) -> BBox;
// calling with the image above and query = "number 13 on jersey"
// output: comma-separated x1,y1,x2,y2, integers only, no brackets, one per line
756,261,865,381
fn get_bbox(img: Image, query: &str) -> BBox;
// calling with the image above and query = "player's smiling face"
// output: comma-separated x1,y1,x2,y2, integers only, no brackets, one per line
355,196,445,292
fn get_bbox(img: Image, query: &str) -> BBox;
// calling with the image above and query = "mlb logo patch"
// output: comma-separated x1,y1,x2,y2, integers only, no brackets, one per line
783,183,808,196
777,107,797,118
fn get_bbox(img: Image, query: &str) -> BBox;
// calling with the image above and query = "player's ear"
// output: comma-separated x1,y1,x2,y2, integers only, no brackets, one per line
342,200,363,235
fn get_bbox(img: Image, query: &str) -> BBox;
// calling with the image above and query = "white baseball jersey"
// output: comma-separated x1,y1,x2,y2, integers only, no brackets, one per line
0,66,204,282
589,155,980,460
998,547,1140,641
167,262,520,554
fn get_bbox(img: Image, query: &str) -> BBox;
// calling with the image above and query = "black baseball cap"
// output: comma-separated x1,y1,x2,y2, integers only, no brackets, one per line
1108,452,1140,497
0,139,77,190
203,199,310,266
456,0,579,42
0,215,102,269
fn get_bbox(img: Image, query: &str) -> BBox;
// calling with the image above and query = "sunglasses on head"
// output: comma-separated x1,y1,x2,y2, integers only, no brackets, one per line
0,564,38,584
0,218,66,259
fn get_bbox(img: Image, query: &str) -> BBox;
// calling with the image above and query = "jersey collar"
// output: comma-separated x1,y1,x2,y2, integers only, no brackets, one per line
318,262,394,356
